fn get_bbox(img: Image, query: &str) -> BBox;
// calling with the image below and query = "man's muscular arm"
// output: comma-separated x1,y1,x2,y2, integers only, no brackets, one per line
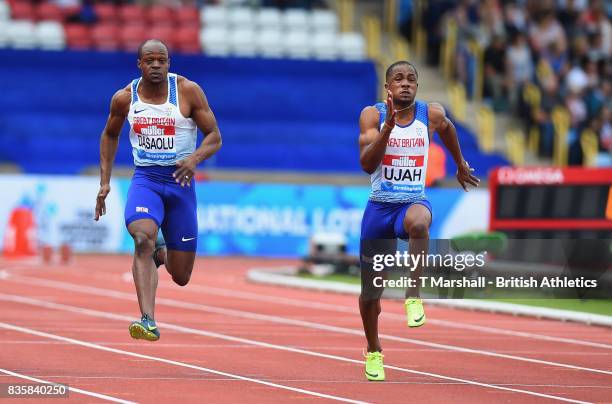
95,88,130,221
428,102,479,191
359,91,396,174
173,79,222,187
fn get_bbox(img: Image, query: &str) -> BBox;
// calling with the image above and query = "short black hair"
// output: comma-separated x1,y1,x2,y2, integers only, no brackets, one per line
385,61,418,82
137,39,169,59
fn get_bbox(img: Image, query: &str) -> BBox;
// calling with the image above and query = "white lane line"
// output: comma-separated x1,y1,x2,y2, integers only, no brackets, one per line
6,275,611,376
0,322,368,404
0,368,136,404
159,281,612,350
0,294,595,404
7,264,612,350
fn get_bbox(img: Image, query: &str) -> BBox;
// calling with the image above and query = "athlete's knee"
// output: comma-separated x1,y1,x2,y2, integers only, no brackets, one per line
132,232,155,256
409,222,429,239
172,272,191,286
359,295,382,313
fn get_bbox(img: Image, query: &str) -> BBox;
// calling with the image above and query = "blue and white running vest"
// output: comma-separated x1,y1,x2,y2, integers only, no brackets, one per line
128,73,197,166
369,100,430,203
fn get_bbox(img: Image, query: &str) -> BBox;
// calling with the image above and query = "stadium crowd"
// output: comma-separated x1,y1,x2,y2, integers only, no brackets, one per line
404,0,611,165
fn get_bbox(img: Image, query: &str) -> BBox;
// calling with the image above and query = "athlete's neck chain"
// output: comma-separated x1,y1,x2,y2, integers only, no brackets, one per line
394,103,414,113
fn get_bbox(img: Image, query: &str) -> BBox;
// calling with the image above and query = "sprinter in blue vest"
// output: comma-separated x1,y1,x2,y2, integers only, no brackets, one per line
94,39,222,341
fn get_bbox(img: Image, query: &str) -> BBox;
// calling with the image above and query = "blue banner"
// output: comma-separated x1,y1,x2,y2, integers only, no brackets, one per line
117,180,477,257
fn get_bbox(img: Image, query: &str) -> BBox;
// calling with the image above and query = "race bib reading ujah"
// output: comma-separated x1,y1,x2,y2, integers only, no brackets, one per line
132,117,176,160
381,154,424,193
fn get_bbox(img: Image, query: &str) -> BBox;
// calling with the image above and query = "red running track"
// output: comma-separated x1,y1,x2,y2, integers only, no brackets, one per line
0,255,610,403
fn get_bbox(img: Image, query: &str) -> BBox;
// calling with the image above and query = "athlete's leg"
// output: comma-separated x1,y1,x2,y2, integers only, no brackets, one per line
359,201,396,353
128,219,159,318
124,175,165,322
165,250,196,286
359,241,390,353
400,203,432,298
158,178,198,286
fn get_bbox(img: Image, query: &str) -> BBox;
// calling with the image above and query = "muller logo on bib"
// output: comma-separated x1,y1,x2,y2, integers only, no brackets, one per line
133,116,176,153
381,154,425,192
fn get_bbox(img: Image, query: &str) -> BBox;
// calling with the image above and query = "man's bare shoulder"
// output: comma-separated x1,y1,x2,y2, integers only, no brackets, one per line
107,85,131,116
361,105,381,119
427,102,446,120
113,85,132,105
177,75,202,94
360,105,380,126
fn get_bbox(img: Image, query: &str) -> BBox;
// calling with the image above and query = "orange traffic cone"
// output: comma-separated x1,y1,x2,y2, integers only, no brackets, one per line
3,207,37,259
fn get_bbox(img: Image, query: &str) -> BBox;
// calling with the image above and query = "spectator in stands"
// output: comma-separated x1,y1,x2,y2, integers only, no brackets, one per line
535,74,559,157
579,0,611,56
528,8,567,56
556,0,588,37
261,0,326,10
542,40,569,77
66,0,97,25
483,33,507,111
475,0,504,46
505,30,533,111
418,0,612,165
595,105,612,165
503,0,528,33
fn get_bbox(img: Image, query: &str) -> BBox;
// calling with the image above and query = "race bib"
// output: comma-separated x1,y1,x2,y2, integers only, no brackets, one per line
381,154,425,193
132,116,177,161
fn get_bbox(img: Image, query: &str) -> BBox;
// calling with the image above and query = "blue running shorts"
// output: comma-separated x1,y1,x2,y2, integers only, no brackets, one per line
359,199,433,299
360,199,432,240
124,165,198,252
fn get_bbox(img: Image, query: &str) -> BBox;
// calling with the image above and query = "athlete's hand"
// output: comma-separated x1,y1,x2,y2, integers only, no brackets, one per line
174,158,196,187
456,160,480,191
94,184,111,221
383,90,397,129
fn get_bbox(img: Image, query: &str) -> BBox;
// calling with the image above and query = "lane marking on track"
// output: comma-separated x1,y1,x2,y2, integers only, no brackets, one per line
0,368,136,404
0,322,369,404
5,274,611,377
6,264,612,350
158,281,612,350
0,293,596,404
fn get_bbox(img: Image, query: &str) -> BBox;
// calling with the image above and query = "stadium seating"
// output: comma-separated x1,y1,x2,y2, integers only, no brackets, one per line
175,26,200,54
64,23,91,49
338,32,366,61
119,4,144,25
228,7,254,28
35,2,63,22
147,5,174,25
120,24,146,52
91,23,119,51
256,29,283,58
10,1,34,21
175,7,199,28
310,10,338,34
35,21,65,50
0,21,8,47
0,1,366,61
7,20,36,49
200,5,226,29
149,24,175,50
0,1,9,21
256,8,281,31
93,3,117,22
311,32,337,60
285,30,310,59
229,27,257,57
283,9,309,32
200,27,230,56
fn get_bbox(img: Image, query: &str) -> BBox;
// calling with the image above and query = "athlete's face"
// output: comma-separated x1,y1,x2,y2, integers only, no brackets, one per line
138,44,169,84
385,64,418,105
